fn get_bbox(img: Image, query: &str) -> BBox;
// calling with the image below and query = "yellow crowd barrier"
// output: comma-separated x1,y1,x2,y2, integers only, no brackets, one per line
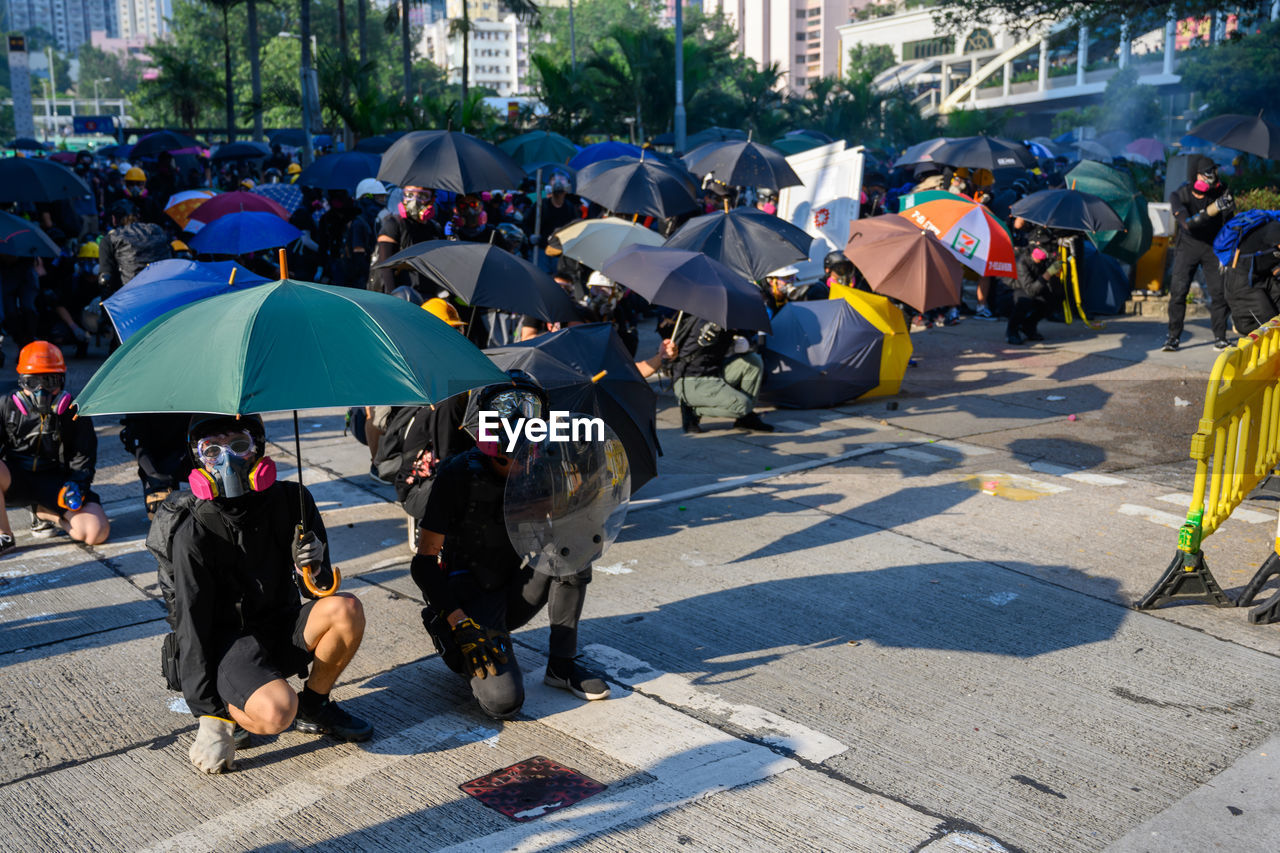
1137,316,1280,621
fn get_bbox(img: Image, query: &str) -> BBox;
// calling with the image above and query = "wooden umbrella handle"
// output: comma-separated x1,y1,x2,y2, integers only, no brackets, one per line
301,564,342,597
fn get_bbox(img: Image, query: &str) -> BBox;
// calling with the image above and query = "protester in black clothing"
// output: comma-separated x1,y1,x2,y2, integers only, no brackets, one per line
669,315,772,434
158,414,371,775
1222,222,1280,336
149,152,179,210
410,373,611,720
527,175,580,272
120,413,196,520
0,341,109,555
373,186,446,294
1007,240,1062,346
1163,155,1234,351
121,167,166,226
265,144,291,174
98,200,173,298
447,193,496,244
332,179,386,288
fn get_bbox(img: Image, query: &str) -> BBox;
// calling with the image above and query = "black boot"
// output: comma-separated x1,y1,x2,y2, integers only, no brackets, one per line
680,402,702,434
733,412,774,432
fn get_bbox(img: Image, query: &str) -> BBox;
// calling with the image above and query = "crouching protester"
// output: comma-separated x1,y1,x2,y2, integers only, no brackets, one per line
410,372,612,720
670,314,773,435
149,414,371,775
0,341,109,555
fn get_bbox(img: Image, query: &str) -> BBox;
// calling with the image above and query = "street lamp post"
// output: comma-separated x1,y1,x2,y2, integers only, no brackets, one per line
674,1,686,155
279,21,319,166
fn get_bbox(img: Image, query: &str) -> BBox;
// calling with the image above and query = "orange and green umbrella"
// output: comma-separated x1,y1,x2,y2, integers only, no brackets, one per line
897,190,1015,279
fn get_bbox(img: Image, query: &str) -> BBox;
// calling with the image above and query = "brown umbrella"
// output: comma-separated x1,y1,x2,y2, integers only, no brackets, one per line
844,216,963,313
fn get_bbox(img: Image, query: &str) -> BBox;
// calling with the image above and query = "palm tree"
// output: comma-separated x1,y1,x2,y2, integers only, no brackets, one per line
202,0,246,141
137,43,222,131
382,0,414,99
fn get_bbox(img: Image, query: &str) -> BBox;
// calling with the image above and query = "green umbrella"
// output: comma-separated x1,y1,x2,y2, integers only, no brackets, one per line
499,131,578,167
769,135,825,156
77,279,507,417
1064,160,1153,265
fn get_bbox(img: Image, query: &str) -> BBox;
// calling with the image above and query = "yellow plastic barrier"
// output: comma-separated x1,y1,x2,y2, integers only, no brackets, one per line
1137,317,1280,617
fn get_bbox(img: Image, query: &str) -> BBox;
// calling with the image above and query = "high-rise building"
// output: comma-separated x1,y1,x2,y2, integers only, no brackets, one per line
421,8,531,97
6,0,119,52
699,0,854,93
115,0,170,42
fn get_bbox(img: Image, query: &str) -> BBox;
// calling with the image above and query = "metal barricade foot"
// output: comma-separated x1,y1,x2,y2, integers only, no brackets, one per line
1236,552,1280,624
1135,550,1233,610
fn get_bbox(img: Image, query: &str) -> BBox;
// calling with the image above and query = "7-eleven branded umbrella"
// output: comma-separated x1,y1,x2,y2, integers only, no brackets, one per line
897,191,1015,279
164,189,218,228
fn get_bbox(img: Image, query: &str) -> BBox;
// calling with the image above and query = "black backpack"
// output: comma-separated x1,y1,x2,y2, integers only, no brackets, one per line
372,406,415,483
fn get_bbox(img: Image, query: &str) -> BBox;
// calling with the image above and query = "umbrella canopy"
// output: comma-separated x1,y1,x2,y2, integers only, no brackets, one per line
377,130,525,194
1188,114,1280,160
487,323,660,492
1077,242,1130,316
577,156,698,219
9,137,46,151
1065,160,1153,264
897,191,1015,279
164,188,218,228
686,127,749,149
1010,188,1124,234
500,131,578,166
844,216,963,313
548,216,664,270
1072,140,1112,162
131,130,202,159
250,182,304,214
95,143,133,159
931,135,1036,170
355,135,398,154
0,157,92,203
49,151,77,165
211,141,271,162
569,141,643,170
664,208,814,281
827,283,911,398
298,151,382,194
104,259,270,341
187,190,289,229
1023,140,1055,160
0,210,60,257
601,245,772,333
681,140,803,190
892,137,952,168
770,135,826,156
78,280,508,417
374,240,580,322
760,300,887,409
268,129,306,147
1095,131,1132,155
188,211,302,255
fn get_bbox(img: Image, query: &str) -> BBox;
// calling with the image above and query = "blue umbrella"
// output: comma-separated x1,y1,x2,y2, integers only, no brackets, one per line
569,141,643,170
251,182,304,213
104,259,270,342
1024,140,1054,159
188,211,302,255
760,300,885,409
297,151,381,194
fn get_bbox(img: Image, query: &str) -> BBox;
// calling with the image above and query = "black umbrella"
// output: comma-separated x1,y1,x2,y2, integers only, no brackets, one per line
9,137,46,151
211,141,271,161
601,245,772,333
0,210,61,257
1010,189,1124,233
664,208,814,281
95,143,133,159
685,126,749,149
374,239,580,322
298,151,381,194
931,135,1036,170
577,156,698,219
130,130,202,159
0,157,92,203
377,130,525,194
682,140,803,190
486,323,661,493
1188,114,1280,160
760,300,885,409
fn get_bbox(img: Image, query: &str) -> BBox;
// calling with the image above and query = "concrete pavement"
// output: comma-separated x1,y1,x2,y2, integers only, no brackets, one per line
2,310,1280,851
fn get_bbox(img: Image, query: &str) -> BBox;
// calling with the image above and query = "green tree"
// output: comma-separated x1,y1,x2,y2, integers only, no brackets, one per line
1180,20,1280,121
135,42,222,130
75,46,146,101
200,0,246,140
531,0,662,70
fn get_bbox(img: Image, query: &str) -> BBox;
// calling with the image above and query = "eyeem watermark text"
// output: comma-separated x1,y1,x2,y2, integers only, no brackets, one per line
478,410,606,452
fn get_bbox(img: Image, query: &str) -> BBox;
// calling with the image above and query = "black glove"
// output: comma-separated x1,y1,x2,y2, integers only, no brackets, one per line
453,617,507,679
292,527,326,570
1219,191,1235,214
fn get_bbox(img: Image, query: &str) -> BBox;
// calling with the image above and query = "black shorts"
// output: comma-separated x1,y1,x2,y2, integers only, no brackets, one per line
3,467,100,511
215,600,317,711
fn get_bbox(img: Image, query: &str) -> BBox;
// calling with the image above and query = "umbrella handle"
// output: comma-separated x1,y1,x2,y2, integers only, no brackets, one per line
301,565,343,597
278,248,288,280
591,370,608,383
228,267,237,286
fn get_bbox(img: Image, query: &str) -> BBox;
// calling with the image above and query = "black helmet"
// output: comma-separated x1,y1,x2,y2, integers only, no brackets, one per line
462,370,550,457
823,250,853,274
187,413,266,461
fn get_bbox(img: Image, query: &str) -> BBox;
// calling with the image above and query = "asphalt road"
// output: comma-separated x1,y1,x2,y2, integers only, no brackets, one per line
2,310,1279,852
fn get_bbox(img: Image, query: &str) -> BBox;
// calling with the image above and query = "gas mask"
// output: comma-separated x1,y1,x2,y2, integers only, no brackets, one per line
463,375,548,458
125,182,146,198
13,373,72,416
400,188,436,223
188,430,277,500
452,195,488,232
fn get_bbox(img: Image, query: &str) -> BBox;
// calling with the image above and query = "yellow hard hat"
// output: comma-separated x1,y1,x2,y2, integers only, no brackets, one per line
77,241,100,259
171,239,190,253
422,298,465,329
287,163,301,175
972,168,994,188
239,178,256,191
125,166,146,183
953,166,970,180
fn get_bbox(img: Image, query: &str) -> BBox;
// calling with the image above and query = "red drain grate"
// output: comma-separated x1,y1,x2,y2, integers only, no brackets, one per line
460,755,608,821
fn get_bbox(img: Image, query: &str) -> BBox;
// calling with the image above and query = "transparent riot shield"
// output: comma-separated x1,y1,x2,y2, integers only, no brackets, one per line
504,417,631,577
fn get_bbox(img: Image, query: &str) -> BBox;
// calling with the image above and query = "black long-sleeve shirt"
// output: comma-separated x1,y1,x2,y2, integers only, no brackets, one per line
0,394,96,485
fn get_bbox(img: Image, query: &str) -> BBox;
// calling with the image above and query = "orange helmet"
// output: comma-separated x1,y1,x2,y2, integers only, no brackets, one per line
17,341,67,375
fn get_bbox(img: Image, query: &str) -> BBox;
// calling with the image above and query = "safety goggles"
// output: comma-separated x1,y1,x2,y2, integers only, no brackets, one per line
457,197,483,212
403,189,435,203
19,374,65,392
486,389,544,422
196,431,256,462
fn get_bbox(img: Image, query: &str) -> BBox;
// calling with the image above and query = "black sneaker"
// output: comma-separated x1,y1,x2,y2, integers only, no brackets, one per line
29,516,63,539
1023,330,1045,342
679,402,703,434
544,657,610,701
1006,333,1024,346
0,532,16,558
733,412,774,432
1161,337,1179,352
1213,338,1231,350
294,694,373,742
233,724,250,749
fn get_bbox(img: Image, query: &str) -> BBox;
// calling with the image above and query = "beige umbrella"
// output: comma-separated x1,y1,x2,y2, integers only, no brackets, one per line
548,216,665,270
844,216,963,313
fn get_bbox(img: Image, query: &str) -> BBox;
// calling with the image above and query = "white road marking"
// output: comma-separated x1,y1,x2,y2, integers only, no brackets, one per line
1028,461,1076,477
1064,471,1128,486
1157,493,1272,524
1120,504,1185,530
934,440,995,457
888,448,948,463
